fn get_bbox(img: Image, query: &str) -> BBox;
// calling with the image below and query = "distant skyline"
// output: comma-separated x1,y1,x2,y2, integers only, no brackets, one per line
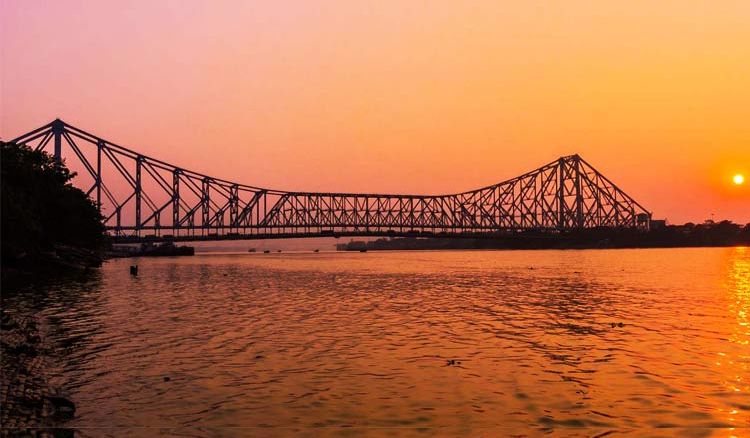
2,0,748,223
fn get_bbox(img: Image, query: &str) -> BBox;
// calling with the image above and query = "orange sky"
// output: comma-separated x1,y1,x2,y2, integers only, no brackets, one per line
1,1,748,224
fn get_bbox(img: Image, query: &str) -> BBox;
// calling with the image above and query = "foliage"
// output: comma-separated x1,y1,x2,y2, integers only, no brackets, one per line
1,141,106,264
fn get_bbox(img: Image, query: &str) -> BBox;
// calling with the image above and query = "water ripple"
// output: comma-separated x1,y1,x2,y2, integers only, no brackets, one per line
4,247,749,434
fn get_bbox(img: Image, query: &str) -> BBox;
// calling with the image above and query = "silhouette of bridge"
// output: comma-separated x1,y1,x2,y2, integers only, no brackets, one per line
12,119,651,242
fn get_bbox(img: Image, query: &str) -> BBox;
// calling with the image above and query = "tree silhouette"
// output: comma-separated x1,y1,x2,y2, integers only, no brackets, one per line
1,141,106,266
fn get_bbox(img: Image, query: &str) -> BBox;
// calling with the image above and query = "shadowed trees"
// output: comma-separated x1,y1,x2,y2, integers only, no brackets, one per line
340,221,750,251
1,141,106,270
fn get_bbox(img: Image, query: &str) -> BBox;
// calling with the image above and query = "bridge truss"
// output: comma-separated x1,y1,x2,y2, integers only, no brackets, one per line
11,119,650,242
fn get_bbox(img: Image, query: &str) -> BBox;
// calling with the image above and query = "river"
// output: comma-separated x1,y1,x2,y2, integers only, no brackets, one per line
4,247,749,436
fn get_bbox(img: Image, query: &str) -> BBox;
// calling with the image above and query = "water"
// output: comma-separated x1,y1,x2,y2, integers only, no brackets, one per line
4,248,749,436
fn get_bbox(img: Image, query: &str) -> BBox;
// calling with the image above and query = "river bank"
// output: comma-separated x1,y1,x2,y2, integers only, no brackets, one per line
1,244,103,285
0,312,75,433
2,241,195,283
337,223,750,251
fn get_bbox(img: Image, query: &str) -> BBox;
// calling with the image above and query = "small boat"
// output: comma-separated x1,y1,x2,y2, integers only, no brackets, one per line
313,249,319,253
248,248,256,253
359,249,367,253
263,250,270,254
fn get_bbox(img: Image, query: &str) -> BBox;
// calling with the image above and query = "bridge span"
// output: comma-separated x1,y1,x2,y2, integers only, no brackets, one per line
11,119,651,242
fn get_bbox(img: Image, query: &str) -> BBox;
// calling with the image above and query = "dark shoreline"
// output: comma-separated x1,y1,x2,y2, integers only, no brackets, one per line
0,312,75,433
2,242,196,283
1,245,103,285
340,241,750,252
337,225,750,252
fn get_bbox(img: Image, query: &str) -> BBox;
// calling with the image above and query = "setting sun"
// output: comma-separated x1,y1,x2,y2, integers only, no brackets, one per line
734,174,745,185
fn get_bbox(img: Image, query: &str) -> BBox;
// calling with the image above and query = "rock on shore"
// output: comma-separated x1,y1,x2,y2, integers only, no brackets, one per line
1,313,75,431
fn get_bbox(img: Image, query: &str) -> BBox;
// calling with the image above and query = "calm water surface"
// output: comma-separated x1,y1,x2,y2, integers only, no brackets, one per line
5,248,750,436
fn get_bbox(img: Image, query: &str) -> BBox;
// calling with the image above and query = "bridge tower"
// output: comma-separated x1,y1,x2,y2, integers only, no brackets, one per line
51,118,65,163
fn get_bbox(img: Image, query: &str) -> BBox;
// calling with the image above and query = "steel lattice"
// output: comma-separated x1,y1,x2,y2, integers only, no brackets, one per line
10,119,651,241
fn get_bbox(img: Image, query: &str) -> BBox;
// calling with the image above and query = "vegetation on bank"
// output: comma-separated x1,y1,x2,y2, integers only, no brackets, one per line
339,221,750,251
659,220,750,246
1,141,107,274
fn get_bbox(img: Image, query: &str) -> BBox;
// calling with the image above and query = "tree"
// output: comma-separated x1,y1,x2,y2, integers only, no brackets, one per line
1,141,106,266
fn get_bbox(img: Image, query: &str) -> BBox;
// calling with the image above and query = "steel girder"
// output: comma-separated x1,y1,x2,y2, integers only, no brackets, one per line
10,119,651,241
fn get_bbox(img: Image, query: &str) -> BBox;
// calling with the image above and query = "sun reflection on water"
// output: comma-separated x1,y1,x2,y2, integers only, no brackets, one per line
728,246,749,342
725,247,749,426
5,248,750,432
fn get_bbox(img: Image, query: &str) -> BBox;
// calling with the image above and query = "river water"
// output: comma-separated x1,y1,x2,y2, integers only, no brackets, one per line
4,248,749,436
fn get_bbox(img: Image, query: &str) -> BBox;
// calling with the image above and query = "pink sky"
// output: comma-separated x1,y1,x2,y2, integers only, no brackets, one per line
1,0,749,223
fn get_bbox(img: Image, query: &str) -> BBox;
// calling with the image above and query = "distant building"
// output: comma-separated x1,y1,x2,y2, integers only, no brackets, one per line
650,219,667,230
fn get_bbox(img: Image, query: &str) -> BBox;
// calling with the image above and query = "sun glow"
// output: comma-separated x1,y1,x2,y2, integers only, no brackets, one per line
733,174,745,185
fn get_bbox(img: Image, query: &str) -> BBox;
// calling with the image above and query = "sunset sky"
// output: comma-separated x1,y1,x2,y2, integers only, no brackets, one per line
1,0,748,224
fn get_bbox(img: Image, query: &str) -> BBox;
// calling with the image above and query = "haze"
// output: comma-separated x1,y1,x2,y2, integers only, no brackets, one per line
1,0,748,223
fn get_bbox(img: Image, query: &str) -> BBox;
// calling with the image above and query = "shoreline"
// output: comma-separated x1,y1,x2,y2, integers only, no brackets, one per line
336,227,750,252
1,244,103,285
337,240,750,252
0,312,75,432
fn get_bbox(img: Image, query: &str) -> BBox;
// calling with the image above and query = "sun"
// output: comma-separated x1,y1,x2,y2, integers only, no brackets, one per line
733,174,745,185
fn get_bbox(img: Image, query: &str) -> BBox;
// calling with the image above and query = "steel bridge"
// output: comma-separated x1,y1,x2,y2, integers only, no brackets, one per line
10,119,651,242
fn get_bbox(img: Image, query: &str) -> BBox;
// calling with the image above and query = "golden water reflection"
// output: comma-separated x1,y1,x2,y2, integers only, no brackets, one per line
725,247,749,428
4,247,750,435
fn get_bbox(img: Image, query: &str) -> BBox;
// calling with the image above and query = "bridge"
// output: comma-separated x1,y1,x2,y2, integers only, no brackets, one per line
11,119,651,242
